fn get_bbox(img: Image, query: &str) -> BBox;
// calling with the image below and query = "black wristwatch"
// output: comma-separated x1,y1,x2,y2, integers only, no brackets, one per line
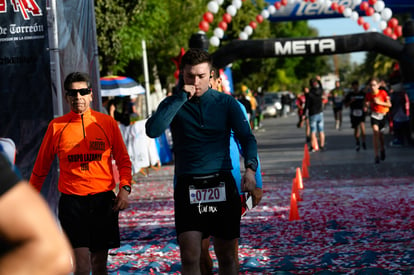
246,163,257,172
122,185,131,194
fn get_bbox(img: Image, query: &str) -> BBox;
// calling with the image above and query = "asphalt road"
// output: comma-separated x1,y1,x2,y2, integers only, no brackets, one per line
108,107,414,274
255,107,414,181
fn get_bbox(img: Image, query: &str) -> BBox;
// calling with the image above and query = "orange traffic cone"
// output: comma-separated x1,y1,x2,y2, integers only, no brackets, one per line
302,158,309,178
296,167,304,190
289,193,300,221
304,144,310,166
292,178,302,201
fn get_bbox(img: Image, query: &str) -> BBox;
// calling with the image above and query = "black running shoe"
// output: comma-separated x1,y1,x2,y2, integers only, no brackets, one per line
375,156,380,164
362,142,367,150
380,150,386,161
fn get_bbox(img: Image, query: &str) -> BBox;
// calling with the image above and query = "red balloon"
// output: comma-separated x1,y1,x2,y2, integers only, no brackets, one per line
394,25,403,37
360,1,369,11
365,7,374,16
281,0,288,6
383,27,392,36
331,2,338,11
203,12,214,23
222,13,232,24
218,21,228,31
363,22,370,31
198,20,209,32
368,0,377,5
357,17,365,25
274,2,281,10
256,14,264,23
388,18,398,29
391,33,397,40
338,5,345,14
249,21,257,29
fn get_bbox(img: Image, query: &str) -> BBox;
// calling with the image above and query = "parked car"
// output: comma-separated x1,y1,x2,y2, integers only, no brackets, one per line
262,93,282,117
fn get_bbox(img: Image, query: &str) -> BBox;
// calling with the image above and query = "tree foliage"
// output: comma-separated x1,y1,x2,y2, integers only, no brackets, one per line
95,1,372,95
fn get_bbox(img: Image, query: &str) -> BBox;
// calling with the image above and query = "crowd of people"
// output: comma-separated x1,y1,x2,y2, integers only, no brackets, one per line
294,75,411,164
2,47,412,275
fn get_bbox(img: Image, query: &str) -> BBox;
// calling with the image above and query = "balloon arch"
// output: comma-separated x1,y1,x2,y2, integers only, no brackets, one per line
188,19,414,141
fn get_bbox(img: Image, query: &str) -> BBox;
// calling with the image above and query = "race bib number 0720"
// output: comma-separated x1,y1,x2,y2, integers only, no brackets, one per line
189,183,226,204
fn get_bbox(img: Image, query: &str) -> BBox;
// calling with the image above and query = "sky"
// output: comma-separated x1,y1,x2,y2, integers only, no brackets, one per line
308,16,377,64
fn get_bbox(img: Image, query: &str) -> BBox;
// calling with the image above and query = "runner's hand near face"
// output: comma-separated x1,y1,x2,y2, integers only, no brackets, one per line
183,84,196,100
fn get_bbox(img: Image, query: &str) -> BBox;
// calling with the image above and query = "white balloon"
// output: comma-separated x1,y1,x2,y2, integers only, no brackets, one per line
261,9,270,19
343,8,352,17
288,0,295,4
381,8,392,21
214,27,224,39
325,1,332,8
227,5,237,16
214,0,224,5
209,36,220,47
232,0,242,9
239,31,248,40
350,11,359,21
379,20,387,30
372,13,381,22
244,25,253,36
353,0,362,5
207,1,219,14
268,5,276,14
374,0,385,12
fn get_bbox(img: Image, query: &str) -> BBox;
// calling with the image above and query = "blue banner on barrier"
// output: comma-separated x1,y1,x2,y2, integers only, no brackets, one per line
265,0,414,22
155,131,173,165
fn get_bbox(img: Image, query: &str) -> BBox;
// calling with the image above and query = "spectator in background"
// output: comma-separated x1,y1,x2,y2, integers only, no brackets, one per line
238,91,252,123
254,90,264,129
328,80,345,130
242,85,257,129
303,76,325,152
295,88,307,128
389,86,411,147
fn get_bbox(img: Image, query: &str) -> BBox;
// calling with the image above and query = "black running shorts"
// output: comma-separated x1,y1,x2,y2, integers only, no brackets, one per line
58,191,120,251
174,171,241,240
350,114,366,128
371,116,386,130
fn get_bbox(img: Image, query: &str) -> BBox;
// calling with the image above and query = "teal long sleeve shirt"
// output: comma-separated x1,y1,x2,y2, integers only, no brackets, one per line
146,88,258,176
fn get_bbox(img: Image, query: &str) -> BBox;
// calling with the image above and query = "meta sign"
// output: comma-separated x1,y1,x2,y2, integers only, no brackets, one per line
274,38,335,56
266,0,414,22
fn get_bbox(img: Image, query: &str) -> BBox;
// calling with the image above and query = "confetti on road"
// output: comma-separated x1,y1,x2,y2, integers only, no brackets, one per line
108,166,414,274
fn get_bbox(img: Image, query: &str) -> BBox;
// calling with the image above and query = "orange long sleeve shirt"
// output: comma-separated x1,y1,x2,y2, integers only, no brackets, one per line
30,109,132,196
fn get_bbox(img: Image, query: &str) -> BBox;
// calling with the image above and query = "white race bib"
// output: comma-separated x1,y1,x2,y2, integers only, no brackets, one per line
371,112,384,120
189,184,226,204
352,109,363,117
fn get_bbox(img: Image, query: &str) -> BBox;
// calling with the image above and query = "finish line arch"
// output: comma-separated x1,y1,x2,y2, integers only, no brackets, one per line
194,19,414,141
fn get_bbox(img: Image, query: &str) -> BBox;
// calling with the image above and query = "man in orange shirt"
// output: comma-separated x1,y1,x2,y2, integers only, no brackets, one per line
30,72,132,275
365,78,392,164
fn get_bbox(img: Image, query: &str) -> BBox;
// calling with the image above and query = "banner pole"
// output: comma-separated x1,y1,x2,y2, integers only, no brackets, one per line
142,40,151,118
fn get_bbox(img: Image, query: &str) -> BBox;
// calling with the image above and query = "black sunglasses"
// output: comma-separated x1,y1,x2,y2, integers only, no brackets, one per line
66,88,92,97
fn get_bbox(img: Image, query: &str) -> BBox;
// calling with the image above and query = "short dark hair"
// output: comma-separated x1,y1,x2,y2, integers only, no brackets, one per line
351,80,358,86
180,48,212,71
64,72,91,91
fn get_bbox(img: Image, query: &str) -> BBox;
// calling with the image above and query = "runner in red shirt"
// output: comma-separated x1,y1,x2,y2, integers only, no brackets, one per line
365,78,392,164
